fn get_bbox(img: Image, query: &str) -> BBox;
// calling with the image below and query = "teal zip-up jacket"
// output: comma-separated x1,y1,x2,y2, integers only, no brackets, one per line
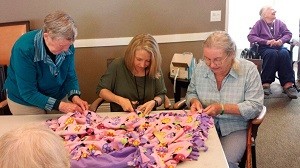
4,30,81,111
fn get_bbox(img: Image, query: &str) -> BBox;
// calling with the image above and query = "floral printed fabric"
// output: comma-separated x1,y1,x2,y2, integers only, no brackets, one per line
45,110,213,168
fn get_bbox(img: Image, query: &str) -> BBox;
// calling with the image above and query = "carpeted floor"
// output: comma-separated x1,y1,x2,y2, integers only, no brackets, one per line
256,81,300,168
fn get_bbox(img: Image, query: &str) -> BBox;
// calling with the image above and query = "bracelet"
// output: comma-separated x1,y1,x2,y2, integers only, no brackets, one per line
153,99,159,108
220,104,225,115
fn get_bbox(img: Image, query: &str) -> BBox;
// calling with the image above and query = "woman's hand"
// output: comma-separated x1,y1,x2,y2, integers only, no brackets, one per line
267,39,283,47
59,101,83,113
137,100,156,115
266,39,276,47
71,96,89,111
274,39,283,47
190,98,203,113
117,97,134,112
203,103,222,116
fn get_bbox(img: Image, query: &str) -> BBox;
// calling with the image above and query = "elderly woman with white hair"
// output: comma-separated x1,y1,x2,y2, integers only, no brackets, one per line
0,124,70,168
4,11,89,115
248,6,297,99
186,31,264,168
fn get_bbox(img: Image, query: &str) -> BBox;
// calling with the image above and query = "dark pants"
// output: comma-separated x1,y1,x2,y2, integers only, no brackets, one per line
259,46,295,86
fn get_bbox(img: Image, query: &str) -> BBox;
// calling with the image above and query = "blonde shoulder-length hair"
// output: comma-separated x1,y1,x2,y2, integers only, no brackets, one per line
124,34,162,78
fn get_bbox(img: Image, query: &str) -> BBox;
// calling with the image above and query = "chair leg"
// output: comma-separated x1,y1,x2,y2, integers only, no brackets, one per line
252,144,256,168
239,152,246,168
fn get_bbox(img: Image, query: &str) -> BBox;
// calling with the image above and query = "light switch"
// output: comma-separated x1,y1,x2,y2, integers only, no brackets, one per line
210,10,221,22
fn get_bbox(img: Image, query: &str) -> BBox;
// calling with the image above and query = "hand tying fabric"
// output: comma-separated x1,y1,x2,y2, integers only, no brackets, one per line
189,98,203,114
203,103,223,116
118,97,134,112
137,100,156,116
71,95,89,111
59,102,84,113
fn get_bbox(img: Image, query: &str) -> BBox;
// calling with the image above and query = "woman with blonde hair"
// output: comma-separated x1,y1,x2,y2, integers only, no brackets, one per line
96,34,167,115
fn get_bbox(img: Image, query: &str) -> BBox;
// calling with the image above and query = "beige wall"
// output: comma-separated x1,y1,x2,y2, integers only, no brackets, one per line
0,0,226,103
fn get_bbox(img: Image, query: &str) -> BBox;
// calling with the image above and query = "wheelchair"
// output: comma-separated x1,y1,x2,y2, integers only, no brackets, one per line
241,41,296,63
240,41,299,92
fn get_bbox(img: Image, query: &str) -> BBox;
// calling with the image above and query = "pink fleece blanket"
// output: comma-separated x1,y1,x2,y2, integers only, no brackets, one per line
45,110,213,168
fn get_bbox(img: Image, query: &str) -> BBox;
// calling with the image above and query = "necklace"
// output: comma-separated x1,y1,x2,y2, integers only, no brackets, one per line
134,69,146,105
265,21,275,37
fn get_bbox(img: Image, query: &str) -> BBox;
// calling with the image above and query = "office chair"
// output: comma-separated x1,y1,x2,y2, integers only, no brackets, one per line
173,100,267,168
89,95,172,112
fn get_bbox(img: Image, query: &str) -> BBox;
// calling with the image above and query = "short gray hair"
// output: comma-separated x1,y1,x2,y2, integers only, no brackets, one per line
259,6,272,19
43,10,77,41
0,124,70,168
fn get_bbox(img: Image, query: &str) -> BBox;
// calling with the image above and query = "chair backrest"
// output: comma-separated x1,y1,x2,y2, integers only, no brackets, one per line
0,21,29,115
0,21,30,65
0,65,7,101
0,65,10,115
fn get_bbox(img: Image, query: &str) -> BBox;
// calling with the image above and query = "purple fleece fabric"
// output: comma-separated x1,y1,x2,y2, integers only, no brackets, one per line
71,146,138,168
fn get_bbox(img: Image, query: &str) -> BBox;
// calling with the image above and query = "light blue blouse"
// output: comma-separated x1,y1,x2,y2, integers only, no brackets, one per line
186,59,264,136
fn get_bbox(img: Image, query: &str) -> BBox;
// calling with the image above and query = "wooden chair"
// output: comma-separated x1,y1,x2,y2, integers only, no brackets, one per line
173,100,267,168
89,95,171,112
0,21,30,65
0,65,10,115
0,21,30,115
239,105,267,168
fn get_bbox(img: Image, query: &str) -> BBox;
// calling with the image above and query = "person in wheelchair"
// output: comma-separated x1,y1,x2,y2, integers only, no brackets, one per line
248,6,298,99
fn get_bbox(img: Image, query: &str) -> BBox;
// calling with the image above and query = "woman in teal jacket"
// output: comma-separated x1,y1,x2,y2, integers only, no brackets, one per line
5,11,88,115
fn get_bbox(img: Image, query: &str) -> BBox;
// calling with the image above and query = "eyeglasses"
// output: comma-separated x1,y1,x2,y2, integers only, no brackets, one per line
203,56,228,66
